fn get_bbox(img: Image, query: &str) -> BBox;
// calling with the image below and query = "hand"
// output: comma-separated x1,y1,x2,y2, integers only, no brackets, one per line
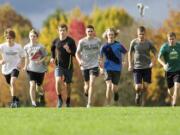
128,65,133,71
163,64,168,71
23,66,27,71
79,60,84,66
50,58,55,64
99,68,104,75
17,63,22,70
63,44,71,53
0,59,6,65
150,62,154,68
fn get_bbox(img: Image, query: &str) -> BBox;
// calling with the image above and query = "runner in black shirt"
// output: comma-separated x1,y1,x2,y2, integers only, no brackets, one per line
51,24,76,108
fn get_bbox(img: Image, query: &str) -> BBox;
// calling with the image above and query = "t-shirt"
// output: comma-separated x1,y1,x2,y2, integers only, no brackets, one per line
158,42,180,72
51,36,76,69
129,38,157,69
24,43,48,73
100,41,127,71
0,42,25,75
77,37,101,70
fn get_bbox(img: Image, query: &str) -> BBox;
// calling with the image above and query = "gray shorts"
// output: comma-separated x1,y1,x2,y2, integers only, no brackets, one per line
55,67,73,83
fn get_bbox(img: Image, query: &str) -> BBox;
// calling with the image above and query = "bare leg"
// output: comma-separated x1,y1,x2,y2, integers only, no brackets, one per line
29,81,36,106
87,75,96,108
84,81,89,96
172,82,180,106
105,80,112,105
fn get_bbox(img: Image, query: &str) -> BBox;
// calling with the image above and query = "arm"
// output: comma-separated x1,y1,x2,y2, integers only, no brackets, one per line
158,56,168,71
50,40,56,64
0,45,6,65
75,41,82,66
23,55,28,70
99,46,104,69
158,45,168,71
150,42,158,67
128,41,134,71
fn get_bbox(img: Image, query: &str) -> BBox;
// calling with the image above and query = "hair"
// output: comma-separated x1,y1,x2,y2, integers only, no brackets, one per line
29,29,39,37
137,26,146,32
4,28,16,39
167,32,176,38
102,27,119,39
58,24,68,31
86,25,94,30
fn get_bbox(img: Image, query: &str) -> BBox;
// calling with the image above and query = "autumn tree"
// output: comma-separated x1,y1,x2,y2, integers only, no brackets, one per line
0,4,32,44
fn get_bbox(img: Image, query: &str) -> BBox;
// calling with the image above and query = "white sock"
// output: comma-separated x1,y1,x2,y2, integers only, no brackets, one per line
32,101,36,106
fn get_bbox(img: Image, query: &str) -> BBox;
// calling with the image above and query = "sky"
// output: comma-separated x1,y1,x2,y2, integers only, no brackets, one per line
0,0,179,29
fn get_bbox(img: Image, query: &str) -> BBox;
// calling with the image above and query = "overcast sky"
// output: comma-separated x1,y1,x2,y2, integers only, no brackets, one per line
0,0,179,29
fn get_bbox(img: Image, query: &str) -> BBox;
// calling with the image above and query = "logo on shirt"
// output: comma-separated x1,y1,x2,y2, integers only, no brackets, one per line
31,50,43,60
169,49,178,60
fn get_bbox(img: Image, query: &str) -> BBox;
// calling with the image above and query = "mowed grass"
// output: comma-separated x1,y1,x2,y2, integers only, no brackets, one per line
0,107,179,135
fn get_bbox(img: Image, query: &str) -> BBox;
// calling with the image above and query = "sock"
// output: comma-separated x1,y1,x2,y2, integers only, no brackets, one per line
66,97,70,105
12,96,17,102
58,94,62,101
32,101,36,106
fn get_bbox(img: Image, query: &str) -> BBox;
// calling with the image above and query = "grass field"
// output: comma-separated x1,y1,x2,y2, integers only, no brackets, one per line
0,107,179,135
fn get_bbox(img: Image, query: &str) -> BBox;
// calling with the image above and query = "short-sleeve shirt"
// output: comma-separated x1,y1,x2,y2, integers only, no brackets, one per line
77,37,101,70
100,41,127,71
0,42,25,75
51,36,76,69
24,43,48,73
158,42,180,72
129,38,157,69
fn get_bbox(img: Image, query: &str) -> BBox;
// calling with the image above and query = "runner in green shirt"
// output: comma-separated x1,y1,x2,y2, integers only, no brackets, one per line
158,32,180,106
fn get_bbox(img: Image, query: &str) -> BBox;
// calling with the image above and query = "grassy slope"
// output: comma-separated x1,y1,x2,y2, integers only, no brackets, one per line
0,107,179,135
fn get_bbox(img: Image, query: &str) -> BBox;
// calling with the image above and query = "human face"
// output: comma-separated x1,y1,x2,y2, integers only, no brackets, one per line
58,27,68,39
6,36,14,45
86,28,94,38
137,30,145,42
29,33,38,44
168,36,176,46
107,30,115,43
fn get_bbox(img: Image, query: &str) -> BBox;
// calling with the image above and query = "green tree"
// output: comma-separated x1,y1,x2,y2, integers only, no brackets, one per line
90,7,134,36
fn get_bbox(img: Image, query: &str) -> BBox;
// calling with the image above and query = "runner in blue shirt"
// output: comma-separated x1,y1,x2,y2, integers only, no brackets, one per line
99,28,127,105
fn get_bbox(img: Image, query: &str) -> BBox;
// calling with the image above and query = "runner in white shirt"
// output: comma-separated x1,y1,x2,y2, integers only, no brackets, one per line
0,28,25,108
23,29,48,107
76,25,101,108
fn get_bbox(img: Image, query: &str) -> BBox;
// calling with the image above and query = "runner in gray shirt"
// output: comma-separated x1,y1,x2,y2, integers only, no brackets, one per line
76,25,101,108
128,26,157,106
24,29,48,107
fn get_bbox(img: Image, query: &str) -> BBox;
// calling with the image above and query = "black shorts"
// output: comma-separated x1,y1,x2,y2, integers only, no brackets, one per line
133,68,152,84
27,71,45,86
104,70,121,85
82,67,99,82
4,69,19,84
166,70,180,89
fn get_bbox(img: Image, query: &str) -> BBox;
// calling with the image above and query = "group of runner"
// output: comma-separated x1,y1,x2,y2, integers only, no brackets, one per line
0,24,179,108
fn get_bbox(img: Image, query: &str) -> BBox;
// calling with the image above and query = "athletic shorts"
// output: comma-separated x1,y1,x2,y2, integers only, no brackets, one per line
166,70,180,89
4,69,19,84
55,67,73,83
82,67,99,82
104,70,121,85
133,68,151,84
27,71,45,86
